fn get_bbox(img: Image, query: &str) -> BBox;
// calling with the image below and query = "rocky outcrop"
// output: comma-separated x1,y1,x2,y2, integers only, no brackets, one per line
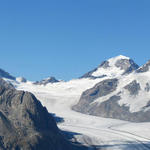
115,59,139,74
34,77,59,85
75,78,118,104
124,80,141,95
73,79,118,115
145,83,150,92
136,60,150,73
0,79,85,150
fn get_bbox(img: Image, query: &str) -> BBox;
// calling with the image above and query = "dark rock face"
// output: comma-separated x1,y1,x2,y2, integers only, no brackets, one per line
0,79,14,89
136,60,150,73
34,77,59,85
73,78,150,122
0,79,84,150
73,79,118,114
81,78,118,102
0,69,15,80
124,80,141,95
115,59,139,74
73,94,150,122
145,83,150,92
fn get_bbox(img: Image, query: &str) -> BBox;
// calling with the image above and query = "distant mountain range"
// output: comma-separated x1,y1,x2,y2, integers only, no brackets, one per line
1,55,150,123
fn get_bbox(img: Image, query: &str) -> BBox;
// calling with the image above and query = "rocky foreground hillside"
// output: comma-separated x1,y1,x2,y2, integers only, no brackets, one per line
0,79,85,150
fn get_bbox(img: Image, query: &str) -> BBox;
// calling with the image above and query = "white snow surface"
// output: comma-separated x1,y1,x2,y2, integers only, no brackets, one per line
92,55,130,77
16,77,27,83
6,76,150,150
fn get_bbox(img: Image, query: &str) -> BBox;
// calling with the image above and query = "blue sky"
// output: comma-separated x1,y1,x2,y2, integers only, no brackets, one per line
0,0,150,81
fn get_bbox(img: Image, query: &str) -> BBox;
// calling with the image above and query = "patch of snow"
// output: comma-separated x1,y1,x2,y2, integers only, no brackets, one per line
16,77,27,83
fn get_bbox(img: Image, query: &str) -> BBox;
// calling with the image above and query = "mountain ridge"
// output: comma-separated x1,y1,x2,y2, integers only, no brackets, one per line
2,55,150,123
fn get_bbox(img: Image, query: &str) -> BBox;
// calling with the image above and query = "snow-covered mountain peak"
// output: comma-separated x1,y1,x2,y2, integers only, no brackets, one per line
91,55,138,78
107,55,130,66
81,55,138,79
98,55,131,70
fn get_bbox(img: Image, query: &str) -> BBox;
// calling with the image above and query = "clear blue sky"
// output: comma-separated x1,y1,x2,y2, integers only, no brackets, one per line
0,0,150,81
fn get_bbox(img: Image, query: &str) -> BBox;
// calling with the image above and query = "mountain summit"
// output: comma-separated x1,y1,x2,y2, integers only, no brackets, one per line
81,55,139,78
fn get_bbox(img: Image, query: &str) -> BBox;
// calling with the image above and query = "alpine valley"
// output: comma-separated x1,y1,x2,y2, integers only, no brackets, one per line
1,55,150,150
